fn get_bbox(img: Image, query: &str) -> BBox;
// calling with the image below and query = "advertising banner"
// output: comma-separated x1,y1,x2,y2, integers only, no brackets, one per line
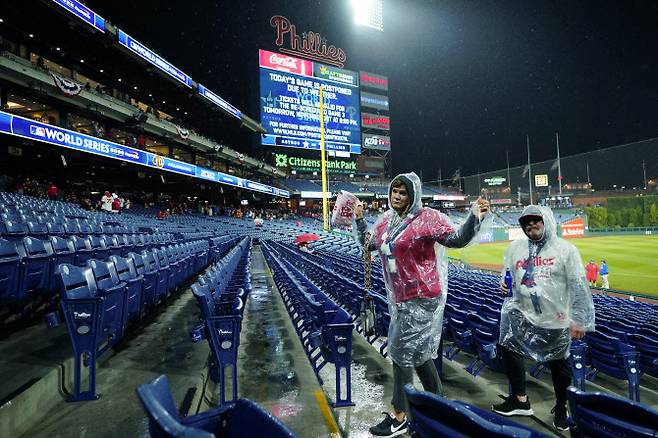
361,112,390,131
52,0,105,32
361,133,391,151
259,49,361,154
118,30,193,88
360,91,389,111
274,152,357,174
359,71,388,91
198,84,241,119
0,111,288,197
561,217,585,238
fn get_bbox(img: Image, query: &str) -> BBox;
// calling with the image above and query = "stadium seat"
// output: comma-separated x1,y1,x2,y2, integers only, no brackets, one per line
404,385,549,437
0,238,21,304
136,374,296,438
110,255,144,322
567,386,658,437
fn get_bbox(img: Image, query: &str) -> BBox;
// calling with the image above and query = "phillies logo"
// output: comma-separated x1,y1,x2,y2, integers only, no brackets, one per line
270,15,347,68
515,256,555,270
152,155,165,168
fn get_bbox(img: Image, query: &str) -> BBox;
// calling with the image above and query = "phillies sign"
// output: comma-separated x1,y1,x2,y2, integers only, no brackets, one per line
270,15,347,68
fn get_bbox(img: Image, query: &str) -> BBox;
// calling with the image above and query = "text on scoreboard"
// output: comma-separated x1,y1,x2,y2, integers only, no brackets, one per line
259,49,361,155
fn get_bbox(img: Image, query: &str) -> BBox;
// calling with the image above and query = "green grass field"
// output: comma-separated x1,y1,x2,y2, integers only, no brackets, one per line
447,235,658,296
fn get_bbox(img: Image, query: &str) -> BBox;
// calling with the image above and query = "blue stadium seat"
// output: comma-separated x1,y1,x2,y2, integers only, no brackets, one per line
567,387,658,437
86,259,128,341
0,238,21,304
142,250,168,302
404,385,549,438
127,251,158,310
136,374,296,438
70,235,94,266
110,255,144,322
17,237,53,302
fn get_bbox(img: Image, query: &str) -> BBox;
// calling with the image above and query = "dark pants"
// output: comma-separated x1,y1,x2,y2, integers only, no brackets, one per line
391,359,442,413
500,345,572,406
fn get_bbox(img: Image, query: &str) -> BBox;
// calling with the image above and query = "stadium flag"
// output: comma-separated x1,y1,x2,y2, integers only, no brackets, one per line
51,72,83,96
521,164,529,177
176,126,189,140
550,159,559,171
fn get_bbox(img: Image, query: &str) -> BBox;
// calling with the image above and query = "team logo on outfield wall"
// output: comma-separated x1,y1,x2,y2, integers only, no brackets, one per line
270,15,347,68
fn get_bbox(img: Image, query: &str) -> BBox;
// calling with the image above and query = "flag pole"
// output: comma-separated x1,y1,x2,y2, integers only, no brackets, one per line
506,150,511,194
527,135,533,204
319,86,329,231
556,132,563,195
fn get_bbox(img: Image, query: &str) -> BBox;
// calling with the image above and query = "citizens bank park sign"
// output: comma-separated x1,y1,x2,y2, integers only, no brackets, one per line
275,153,357,174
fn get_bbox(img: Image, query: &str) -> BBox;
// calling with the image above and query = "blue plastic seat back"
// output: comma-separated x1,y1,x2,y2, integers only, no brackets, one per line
56,263,98,300
86,259,121,290
46,222,65,236
27,221,48,236
404,385,543,438
136,375,214,438
191,283,214,318
567,387,658,437
0,238,21,302
111,255,136,282
20,237,53,294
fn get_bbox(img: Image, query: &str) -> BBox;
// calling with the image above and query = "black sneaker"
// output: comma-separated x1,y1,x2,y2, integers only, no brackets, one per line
492,395,534,416
369,412,408,437
551,404,569,431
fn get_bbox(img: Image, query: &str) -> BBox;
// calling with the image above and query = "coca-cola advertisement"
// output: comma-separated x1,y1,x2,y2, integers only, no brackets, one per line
259,49,313,76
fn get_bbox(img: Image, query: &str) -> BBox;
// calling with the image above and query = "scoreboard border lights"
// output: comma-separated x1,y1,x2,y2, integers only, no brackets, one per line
0,110,289,198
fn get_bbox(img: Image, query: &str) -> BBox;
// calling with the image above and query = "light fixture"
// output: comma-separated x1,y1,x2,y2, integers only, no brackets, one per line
162,100,166,104
351,0,384,31
99,69,104,73
28,33,34,38
0,18,4,23
80,59,84,63
134,86,138,90
184,111,188,115
176,107,180,111
56,47,60,51
118,78,122,82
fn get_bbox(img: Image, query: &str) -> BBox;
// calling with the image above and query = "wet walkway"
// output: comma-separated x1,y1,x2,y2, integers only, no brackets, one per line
237,246,334,437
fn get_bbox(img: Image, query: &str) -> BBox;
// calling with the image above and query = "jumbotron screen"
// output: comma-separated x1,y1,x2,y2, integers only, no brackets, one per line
259,49,361,155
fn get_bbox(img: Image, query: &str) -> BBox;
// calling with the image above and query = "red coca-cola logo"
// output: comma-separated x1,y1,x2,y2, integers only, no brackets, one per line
269,54,298,69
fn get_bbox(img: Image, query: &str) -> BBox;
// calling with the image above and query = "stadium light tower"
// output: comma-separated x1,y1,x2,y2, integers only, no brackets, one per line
351,0,384,31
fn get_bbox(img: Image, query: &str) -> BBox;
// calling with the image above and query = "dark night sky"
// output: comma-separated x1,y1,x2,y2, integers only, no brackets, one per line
86,0,658,179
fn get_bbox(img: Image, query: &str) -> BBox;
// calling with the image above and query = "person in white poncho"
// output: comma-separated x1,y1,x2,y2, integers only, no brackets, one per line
492,205,595,432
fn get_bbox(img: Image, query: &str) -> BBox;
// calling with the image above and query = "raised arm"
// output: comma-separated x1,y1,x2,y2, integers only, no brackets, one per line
355,202,379,251
438,197,490,248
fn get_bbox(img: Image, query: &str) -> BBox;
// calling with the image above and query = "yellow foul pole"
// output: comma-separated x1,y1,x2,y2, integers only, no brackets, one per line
319,86,329,231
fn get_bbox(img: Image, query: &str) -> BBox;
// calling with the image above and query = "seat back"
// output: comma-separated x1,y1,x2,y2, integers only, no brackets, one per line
404,385,541,438
87,259,120,290
136,375,214,438
56,263,98,299
567,387,658,437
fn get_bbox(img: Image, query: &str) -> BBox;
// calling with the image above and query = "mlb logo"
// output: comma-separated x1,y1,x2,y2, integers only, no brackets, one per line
30,125,46,137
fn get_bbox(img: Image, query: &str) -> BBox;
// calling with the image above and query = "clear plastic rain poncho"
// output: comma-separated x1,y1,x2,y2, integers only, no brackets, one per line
499,205,595,362
357,172,491,368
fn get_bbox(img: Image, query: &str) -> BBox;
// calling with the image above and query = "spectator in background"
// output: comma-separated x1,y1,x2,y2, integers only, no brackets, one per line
124,198,131,210
84,82,91,91
599,260,609,288
111,194,121,214
47,181,58,200
36,56,46,71
585,260,599,287
100,191,113,212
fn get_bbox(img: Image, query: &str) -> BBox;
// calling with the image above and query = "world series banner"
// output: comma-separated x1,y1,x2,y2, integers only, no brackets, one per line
259,49,361,154
0,110,289,198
